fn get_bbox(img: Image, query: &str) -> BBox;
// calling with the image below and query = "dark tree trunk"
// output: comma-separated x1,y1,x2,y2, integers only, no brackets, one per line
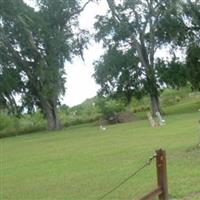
41,98,60,130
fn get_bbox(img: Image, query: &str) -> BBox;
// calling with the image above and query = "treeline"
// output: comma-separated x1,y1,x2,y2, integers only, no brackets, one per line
0,0,199,132
1,87,199,138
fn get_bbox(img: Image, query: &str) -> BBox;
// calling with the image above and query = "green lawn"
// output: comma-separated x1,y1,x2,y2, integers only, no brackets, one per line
1,105,200,199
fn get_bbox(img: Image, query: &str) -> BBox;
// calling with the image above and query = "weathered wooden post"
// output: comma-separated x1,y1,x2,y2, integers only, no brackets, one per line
156,149,169,200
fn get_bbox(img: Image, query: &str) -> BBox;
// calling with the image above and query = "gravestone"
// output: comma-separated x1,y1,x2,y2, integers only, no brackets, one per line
147,112,158,128
156,111,166,126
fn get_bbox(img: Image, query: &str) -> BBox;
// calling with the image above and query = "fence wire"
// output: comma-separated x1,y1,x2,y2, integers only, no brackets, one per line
97,154,156,200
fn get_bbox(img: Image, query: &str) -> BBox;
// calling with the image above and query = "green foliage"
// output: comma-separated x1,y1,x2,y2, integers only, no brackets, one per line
186,44,200,91
19,112,46,128
0,65,22,116
1,87,199,137
156,58,187,89
130,96,150,114
160,87,191,107
0,0,90,129
160,1,200,93
93,47,144,103
164,97,200,116
96,97,125,119
129,87,198,119
94,0,189,115
59,98,101,127
155,1,187,46
0,111,46,138
0,112,18,131
183,0,200,44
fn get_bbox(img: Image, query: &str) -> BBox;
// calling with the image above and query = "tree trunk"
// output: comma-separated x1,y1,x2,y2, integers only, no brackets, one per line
150,94,161,117
146,64,162,117
41,98,61,130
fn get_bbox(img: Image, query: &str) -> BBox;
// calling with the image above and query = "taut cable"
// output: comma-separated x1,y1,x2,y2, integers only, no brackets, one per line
97,154,156,200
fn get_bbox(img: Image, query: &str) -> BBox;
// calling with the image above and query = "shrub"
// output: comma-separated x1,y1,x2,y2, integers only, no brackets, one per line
59,98,101,127
96,98,125,120
0,112,19,131
160,88,190,106
0,111,46,138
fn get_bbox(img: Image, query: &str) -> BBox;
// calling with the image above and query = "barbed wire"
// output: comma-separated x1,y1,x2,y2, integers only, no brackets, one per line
97,154,156,200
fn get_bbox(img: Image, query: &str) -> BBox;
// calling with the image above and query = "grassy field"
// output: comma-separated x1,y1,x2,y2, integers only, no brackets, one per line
1,100,200,200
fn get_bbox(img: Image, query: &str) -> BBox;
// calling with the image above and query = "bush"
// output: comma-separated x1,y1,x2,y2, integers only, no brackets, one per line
19,112,46,128
59,98,101,127
0,112,19,131
0,111,46,138
96,98,125,120
160,87,190,106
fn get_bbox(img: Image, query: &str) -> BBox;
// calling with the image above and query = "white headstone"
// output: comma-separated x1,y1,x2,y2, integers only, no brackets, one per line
147,112,158,128
100,125,106,131
156,111,166,126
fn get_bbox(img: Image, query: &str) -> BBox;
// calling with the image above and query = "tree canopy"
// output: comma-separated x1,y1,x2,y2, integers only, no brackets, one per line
186,44,200,91
0,0,91,129
184,1,200,91
93,47,144,104
93,0,200,115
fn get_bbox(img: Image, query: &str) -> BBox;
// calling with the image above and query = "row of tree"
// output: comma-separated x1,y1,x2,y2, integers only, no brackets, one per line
0,0,199,130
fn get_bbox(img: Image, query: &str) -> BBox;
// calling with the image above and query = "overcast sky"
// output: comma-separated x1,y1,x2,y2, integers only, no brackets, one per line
63,1,109,107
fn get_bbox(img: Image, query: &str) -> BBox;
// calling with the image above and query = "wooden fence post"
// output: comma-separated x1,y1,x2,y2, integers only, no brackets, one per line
156,149,169,200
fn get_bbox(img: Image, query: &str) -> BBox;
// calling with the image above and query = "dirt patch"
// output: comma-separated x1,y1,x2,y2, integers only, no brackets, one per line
100,111,136,125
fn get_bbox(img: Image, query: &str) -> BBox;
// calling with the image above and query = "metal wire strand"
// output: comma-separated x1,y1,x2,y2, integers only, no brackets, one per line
97,155,156,200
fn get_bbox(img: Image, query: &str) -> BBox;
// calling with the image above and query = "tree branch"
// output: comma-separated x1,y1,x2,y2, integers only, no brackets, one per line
0,28,27,69
106,0,121,22
106,0,151,71
70,0,93,17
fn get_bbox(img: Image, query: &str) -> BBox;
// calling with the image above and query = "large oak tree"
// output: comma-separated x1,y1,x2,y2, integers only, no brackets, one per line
0,0,91,129
94,0,186,115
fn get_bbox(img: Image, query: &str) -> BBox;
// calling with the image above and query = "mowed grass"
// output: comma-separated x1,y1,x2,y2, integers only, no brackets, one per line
1,102,200,200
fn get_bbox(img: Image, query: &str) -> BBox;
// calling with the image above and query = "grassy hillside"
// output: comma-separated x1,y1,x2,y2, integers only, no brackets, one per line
0,88,199,138
1,100,200,199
